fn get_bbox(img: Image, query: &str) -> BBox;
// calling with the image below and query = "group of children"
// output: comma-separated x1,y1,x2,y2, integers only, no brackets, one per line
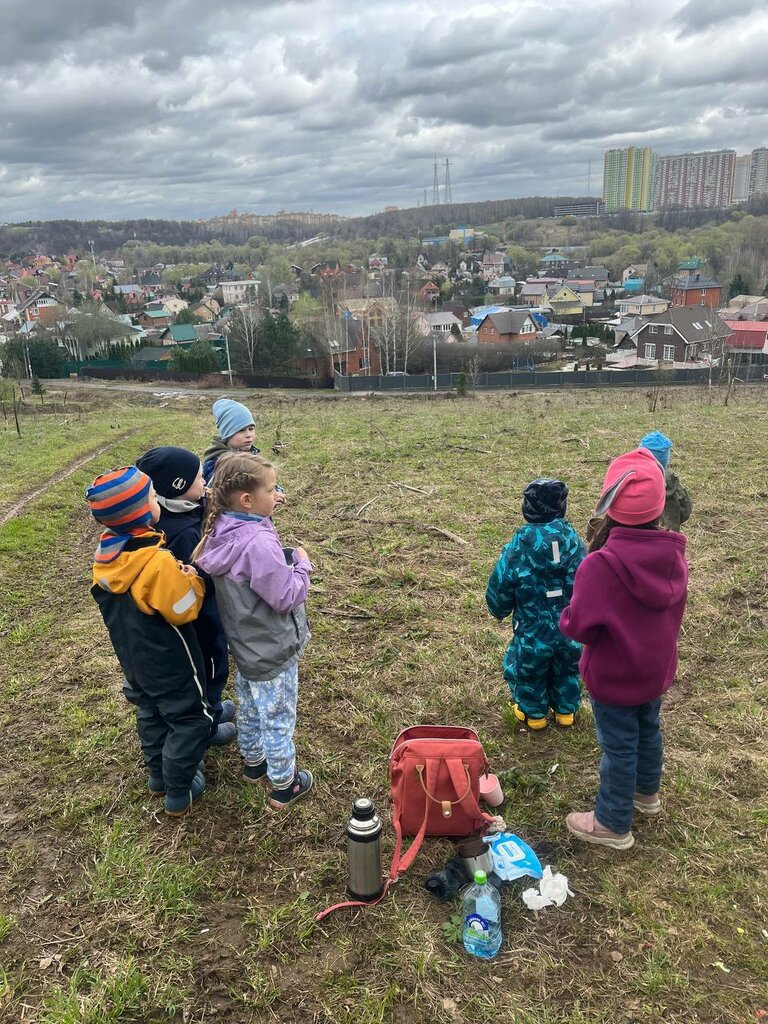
487,430,691,850
86,398,312,817
86,400,691,852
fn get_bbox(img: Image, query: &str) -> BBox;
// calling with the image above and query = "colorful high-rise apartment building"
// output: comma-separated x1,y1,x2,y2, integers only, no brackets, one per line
654,150,736,209
602,147,656,211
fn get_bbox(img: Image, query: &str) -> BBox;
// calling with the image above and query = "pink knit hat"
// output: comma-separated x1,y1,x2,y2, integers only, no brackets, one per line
595,448,665,525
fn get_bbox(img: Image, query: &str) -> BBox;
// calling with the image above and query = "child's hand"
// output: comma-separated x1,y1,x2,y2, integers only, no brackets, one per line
294,546,310,563
179,563,198,577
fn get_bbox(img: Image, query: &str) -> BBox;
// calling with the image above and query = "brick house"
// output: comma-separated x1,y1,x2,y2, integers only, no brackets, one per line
668,272,723,308
328,317,381,375
418,281,440,303
475,310,537,345
137,308,171,330
629,306,730,365
14,289,62,324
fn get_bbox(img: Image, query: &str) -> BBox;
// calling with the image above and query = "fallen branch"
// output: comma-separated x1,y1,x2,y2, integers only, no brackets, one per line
445,444,492,455
316,606,377,620
414,521,470,545
356,495,380,517
389,481,434,496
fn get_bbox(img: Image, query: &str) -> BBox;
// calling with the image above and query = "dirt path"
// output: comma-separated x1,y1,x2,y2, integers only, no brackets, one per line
0,429,140,527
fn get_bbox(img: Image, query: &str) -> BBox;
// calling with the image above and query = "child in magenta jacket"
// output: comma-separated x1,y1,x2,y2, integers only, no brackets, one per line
560,448,688,850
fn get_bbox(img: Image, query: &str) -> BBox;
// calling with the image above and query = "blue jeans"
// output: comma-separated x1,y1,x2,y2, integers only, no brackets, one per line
235,665,299,788
592,698,663,834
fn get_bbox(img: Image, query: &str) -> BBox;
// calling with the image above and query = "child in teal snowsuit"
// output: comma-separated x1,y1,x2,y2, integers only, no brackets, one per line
486,479,586,730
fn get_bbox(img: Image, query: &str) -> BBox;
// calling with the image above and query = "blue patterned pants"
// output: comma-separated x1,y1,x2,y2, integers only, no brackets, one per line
235,665,299,787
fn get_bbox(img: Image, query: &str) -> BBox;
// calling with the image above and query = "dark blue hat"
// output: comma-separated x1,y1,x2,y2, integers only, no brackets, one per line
522,478,568,523
136,446,201,499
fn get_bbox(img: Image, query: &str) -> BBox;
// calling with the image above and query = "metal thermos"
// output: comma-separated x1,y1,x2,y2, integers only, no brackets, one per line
346,797,383,902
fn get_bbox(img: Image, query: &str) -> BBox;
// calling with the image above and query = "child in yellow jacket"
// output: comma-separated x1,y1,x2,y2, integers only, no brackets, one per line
86,466,213,817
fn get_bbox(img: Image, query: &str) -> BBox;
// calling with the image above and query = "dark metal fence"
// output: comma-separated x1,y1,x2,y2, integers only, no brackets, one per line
334,365,765,392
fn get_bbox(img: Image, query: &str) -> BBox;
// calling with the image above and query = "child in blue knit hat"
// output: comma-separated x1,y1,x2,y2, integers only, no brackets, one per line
202,399,260,483
639,431,692,532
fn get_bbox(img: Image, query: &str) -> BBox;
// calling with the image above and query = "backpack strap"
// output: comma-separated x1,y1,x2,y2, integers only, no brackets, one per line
315,758,435,922
444,758,496,829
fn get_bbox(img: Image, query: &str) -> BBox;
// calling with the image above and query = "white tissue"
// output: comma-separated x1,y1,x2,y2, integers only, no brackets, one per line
521,866,573,911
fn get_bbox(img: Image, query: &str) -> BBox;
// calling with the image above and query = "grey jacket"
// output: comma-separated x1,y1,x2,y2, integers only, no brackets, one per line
211,574,309,680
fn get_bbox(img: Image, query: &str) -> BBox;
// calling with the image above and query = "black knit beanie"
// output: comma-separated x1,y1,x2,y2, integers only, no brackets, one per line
522,478,568,523
136,446,201,499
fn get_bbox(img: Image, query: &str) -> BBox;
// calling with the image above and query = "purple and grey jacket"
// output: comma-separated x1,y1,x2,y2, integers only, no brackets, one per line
196,514,312,681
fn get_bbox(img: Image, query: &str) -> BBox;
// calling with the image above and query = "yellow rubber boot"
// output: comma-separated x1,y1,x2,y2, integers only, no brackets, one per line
512,703,548,730
554,712,575,728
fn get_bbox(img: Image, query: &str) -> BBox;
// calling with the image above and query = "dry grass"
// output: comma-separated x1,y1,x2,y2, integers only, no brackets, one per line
0,384,766,1023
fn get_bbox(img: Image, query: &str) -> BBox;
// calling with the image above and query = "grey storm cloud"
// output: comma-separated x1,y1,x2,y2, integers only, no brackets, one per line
0,0,767,221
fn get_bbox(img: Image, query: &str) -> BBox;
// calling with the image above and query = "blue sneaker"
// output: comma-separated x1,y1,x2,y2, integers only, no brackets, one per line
268,769,313,811
219,699,236,724
148,775,165,796
208,722,237,747
164,771,205,818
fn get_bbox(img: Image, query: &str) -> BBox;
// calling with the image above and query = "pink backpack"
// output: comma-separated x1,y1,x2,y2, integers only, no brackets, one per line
317,725,495,920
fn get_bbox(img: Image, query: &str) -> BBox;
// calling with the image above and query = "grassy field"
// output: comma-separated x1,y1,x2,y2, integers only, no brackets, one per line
0,382,766,1024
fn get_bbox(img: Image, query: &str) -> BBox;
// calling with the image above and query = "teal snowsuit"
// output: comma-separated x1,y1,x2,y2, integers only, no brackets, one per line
486,519,586,718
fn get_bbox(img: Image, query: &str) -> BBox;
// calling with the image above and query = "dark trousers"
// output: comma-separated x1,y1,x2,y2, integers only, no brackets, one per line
592,697,663,834
201,628,229,733
124,677,212,798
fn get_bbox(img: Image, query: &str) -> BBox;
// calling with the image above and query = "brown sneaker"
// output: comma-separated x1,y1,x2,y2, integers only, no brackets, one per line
633,792,661,815
566,810,634,850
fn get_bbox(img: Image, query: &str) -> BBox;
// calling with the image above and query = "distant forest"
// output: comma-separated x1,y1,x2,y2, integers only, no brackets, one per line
0,196,600,255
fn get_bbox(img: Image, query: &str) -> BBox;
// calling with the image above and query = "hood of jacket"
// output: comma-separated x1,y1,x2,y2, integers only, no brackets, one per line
196,514,274,577
515,518,584,581
600,526,687,611
202,436,230,463
92,531,165,593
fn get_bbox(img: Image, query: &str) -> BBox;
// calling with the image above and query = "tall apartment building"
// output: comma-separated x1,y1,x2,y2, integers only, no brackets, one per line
602,147,655,211
654,150,736,209
750,148,768,197
733,154,752,203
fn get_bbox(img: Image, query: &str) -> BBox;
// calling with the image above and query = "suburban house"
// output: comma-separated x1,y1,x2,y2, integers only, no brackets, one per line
722,320,768,366
475,310,538,345
563,280,596,306
159,324,199,346
418,281,440,303
577,266,609,284
486,275,516,296
618,294,670,316
547,285,585,316
338,297,398,329
114,284,144,304
139,270,163,288
190,297,221,322
719,295,768,320
629,306,730,365
538,251,572,274
520,282,554,306
414,311,462,336
13,289,62,324
220,280,259,305
622,264,648,283
328,317,381,376
668,272,723,309
136,308,172,330
444,302,472,328
480,252,506,280
157,295,189,316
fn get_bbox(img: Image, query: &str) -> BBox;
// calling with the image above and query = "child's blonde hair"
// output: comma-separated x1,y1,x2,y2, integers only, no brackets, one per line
193,451,274,559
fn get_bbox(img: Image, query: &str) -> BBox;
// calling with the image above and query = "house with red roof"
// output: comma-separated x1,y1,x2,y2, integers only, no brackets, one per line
723,320,768,366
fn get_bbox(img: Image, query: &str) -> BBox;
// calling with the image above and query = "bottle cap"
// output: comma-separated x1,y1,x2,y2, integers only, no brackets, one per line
352,797,375,820
473,869,487,885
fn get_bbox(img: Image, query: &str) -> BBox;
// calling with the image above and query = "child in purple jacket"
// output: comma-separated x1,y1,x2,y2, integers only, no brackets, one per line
194,451,314,811
560,448,688,850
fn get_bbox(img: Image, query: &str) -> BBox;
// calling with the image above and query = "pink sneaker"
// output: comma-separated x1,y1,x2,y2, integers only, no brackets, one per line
566,811,634,850
633,793,661,815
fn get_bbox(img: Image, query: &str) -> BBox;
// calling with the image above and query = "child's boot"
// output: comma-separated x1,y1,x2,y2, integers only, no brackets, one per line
148,774,165,796
554,711,575,728
164,770,206,818
268,769,313,811
208,721,237,747
512,703,548,730
219,699,236,724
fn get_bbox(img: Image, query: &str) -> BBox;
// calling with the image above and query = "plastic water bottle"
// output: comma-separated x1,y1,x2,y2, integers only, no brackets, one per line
461,869,502,959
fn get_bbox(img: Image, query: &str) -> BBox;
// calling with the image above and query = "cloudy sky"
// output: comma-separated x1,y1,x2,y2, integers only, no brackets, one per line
2,0,768,221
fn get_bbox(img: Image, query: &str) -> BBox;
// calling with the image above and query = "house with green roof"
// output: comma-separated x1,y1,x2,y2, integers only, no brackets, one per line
159,323,199,345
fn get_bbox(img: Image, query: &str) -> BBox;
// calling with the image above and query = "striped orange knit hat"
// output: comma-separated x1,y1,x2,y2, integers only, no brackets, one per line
85,466,154,562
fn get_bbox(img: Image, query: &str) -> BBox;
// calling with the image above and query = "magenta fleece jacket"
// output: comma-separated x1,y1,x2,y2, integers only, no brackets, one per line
559,527,688,706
